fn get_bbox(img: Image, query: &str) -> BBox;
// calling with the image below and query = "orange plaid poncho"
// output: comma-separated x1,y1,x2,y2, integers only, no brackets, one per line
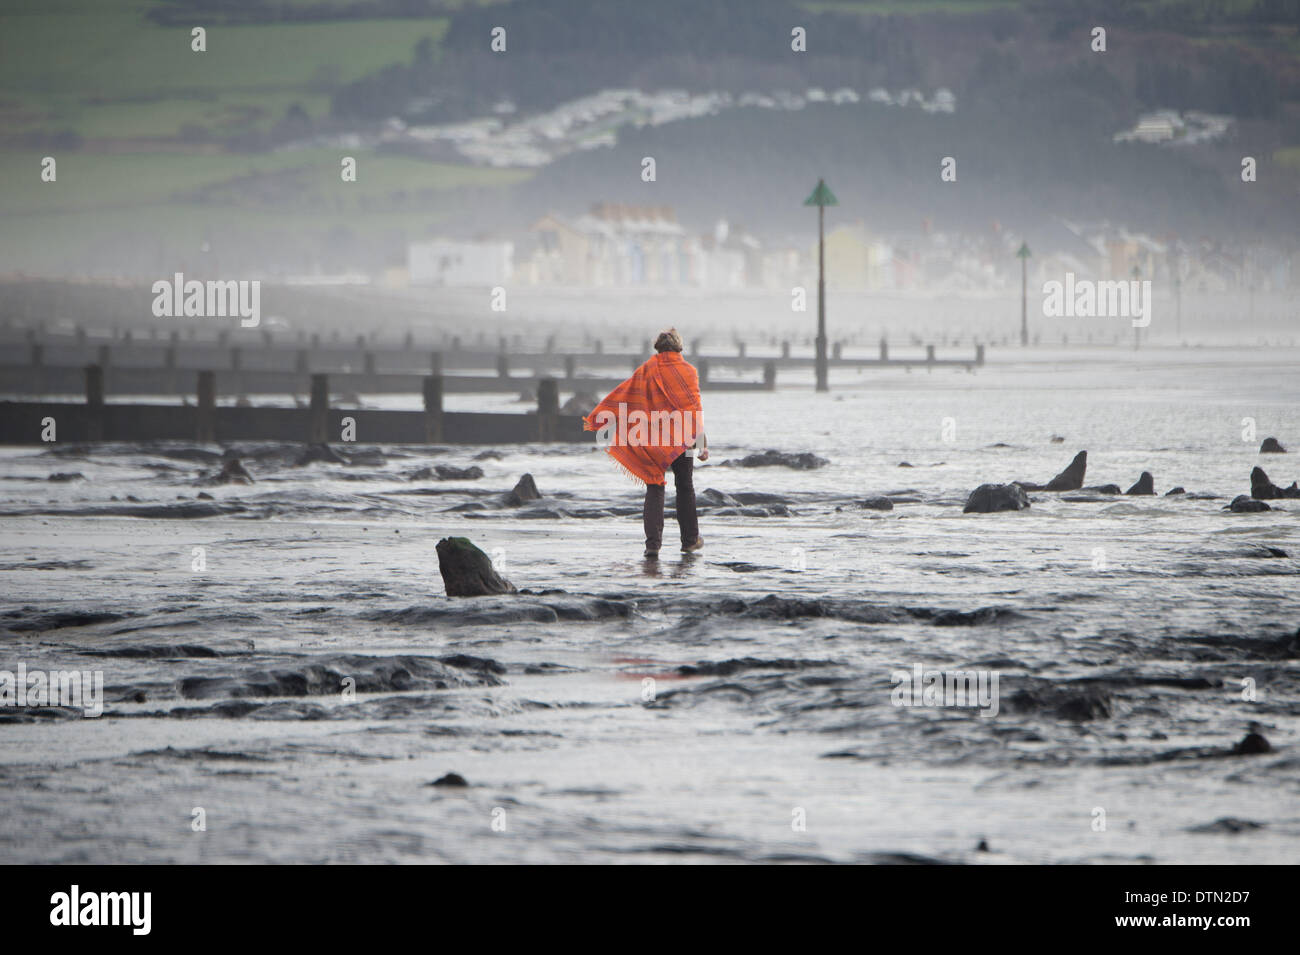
583,351,703,486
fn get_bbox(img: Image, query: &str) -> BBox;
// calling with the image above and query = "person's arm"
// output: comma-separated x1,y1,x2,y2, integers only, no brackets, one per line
695,430,708,462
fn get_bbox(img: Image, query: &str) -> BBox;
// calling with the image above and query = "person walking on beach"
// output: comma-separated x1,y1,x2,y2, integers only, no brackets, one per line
584,328,708,559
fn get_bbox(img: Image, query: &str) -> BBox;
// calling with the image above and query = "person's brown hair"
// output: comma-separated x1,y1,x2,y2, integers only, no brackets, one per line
654,328,684,352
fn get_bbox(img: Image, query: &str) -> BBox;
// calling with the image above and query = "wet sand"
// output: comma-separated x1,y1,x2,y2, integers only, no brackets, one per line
1,351,1298,863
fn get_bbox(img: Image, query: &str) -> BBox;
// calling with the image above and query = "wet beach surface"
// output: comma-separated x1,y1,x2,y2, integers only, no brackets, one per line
2,350,1299,863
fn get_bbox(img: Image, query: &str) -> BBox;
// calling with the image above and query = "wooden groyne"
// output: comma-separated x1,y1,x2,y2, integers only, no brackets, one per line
0,331,982,399
0,369,586,446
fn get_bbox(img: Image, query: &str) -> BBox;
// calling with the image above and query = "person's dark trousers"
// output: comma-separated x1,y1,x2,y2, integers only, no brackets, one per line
643,453,699,552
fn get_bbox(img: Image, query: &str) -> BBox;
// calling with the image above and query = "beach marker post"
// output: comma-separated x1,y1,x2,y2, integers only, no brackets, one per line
1172,240,1182,339
804,177,838,392
1017,241,1031,346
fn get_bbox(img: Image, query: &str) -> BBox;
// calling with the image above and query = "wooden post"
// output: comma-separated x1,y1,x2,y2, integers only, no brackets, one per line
364,351,376,376
763,361,776,390
880,337,888,361
1021,254,1028,347
166,332,179,393
496,354,509,379
781,340,790,358
430,351,443,376
737,341,746,358
564,355,575,380
85,365,105,441
31,344,44,395
309,374,329,444
537,377,559,442
976,343,985,366
832,342,842,360
1017,242,1031,347
815,200,827,392
594,339,603,355
926,344,935,368
423,375,443,444
196,371,215,443
295,349,309,373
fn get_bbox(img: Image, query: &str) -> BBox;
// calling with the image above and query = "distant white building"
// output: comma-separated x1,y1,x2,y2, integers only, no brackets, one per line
1112,109,1229,146
927,88,956,113
408,240,513,287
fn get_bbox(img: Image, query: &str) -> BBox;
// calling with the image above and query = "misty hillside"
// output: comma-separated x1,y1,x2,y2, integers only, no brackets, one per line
1,0,1298,274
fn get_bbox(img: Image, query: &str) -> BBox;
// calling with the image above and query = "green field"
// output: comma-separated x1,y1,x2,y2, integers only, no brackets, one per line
1,5,447,140
0,1,518,272
0,1,447,139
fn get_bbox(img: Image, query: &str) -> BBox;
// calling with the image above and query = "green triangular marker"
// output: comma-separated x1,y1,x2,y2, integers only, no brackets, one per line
803,178,838,207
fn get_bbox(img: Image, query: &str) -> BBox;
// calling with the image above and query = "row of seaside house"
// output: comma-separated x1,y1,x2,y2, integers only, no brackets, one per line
406,203,1297,293
409,202,912,292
